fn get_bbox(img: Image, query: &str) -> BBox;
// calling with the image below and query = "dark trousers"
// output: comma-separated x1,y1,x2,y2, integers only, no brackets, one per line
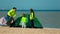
6,15,14,26
30,20,34,28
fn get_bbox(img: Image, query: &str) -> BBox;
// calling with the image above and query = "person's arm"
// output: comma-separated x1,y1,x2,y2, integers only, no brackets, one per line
31,13,33,18
13,13,16,17
8,9,13,17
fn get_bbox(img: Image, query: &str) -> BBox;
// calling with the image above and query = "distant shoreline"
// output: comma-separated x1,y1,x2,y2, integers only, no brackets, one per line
0,10,60,12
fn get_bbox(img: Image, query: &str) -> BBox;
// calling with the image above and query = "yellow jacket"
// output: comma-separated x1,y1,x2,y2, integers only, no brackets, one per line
7,9,16,17
30,12,34,20
21,17,27,23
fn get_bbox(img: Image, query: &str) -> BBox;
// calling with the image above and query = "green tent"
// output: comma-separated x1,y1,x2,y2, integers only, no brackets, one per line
12,14,43,28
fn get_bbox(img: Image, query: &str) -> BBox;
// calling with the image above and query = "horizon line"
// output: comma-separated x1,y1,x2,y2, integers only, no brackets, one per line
0,10,60,11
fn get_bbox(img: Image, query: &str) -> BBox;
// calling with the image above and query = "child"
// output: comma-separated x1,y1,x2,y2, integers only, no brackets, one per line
20,13,28,28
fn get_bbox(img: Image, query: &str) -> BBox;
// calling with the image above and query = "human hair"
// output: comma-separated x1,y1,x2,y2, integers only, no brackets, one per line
30,8,35,17
30,8,34,12
13,7,16,9
22,13,26,17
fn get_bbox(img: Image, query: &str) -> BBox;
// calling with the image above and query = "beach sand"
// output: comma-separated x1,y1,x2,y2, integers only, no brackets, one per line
0,26,60,34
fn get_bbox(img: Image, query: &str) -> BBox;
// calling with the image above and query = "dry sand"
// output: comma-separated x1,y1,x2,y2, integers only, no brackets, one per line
0,26,60,34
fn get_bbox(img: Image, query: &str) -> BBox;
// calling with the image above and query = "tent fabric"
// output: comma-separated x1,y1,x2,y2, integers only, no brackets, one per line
11,14,43,28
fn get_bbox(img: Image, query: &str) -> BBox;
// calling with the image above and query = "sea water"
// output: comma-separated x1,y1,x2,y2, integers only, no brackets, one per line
0,10,60,28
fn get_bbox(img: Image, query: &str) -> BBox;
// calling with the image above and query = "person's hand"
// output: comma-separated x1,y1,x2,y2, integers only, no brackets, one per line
11,20,13,23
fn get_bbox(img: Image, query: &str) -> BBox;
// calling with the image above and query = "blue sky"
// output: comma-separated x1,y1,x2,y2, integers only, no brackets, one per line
0,0,60,10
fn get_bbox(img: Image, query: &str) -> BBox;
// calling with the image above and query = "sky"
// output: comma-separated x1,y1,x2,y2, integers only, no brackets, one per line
0,0,60,10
